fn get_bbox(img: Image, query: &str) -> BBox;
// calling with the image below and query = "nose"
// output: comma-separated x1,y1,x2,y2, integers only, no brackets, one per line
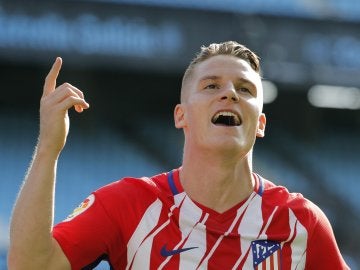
220,84,239,102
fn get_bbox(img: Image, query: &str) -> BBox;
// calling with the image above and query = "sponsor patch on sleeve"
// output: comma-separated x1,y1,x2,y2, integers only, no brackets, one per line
64,194,95,222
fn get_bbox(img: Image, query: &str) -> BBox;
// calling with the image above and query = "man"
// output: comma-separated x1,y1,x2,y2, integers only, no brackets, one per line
8,41,349,269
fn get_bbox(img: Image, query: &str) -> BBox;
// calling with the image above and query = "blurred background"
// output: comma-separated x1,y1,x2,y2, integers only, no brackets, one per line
0,0,359,268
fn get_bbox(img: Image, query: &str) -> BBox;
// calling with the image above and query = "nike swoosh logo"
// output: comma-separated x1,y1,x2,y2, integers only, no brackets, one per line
160,244,198,257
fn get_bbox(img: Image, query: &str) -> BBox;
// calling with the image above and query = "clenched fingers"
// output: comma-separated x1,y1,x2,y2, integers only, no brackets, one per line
41,82,90,113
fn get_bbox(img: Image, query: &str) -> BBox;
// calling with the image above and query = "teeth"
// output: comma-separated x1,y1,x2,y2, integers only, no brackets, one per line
214,111,237,120
212,111,241,125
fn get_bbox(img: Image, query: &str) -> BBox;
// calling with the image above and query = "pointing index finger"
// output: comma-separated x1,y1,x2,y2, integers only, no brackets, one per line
43,57,62,96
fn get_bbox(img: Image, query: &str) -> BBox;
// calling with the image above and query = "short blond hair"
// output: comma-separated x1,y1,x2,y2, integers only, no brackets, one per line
181,41,261,101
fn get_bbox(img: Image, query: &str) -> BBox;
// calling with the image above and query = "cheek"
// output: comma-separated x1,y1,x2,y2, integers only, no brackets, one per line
243,98,262,116
184,104,210,136
187,97,208,118
242,101,263,134
186,108,204,127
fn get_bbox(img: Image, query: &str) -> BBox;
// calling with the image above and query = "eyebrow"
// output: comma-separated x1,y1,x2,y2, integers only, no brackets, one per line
199,75,220,82
199,75,257,90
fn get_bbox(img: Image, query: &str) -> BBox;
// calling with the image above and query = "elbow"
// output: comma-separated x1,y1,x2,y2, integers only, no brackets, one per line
7,246,39,270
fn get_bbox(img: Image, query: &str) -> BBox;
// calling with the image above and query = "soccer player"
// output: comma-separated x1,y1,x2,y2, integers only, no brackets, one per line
8,41,349,269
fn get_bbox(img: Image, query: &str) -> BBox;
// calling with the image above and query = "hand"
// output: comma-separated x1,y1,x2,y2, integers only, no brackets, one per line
37,57,90,156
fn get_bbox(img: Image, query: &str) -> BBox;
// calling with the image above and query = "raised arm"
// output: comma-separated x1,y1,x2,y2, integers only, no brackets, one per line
8,58,90,270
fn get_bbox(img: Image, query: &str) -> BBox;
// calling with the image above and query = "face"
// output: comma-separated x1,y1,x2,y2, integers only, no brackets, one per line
174,55,266,156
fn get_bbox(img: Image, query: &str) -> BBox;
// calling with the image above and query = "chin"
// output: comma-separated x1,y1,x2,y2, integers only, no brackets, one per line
209,139,251,156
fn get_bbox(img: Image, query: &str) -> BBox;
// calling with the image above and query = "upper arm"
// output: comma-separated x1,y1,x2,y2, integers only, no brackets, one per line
7,237,71,270
47,238,72,270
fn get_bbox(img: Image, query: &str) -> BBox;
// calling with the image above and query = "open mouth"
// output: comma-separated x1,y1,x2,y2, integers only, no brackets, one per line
211,111,241,126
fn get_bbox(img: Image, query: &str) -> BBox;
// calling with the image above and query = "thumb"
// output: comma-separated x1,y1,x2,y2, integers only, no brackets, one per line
43,57,62,96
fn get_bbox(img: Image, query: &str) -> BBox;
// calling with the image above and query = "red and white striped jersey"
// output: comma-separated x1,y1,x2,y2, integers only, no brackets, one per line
53,168,349,269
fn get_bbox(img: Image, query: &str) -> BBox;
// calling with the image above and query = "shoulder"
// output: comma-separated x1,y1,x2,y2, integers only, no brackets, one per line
260,176,328,229
92,170,173,205
261,176,314,208
259,176,336,248
258,176,349,269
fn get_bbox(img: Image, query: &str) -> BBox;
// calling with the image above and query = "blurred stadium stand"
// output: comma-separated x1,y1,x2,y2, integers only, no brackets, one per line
1,0,359,268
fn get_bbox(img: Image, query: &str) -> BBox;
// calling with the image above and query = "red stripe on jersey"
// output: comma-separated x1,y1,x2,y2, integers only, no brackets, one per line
52,169,349,269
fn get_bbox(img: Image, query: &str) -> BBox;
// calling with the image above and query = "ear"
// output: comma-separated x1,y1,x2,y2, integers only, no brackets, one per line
256,113,266,138
174,104,186,129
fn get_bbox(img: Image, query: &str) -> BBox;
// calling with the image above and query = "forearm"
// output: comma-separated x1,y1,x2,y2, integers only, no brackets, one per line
8,57,89,269
8,147,59,269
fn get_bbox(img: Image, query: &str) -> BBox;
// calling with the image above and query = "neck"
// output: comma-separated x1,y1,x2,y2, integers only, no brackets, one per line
180,146,255,213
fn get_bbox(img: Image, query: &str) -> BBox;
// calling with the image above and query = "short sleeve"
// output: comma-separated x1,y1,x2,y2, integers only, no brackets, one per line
304,205,349,269
52,193,122,269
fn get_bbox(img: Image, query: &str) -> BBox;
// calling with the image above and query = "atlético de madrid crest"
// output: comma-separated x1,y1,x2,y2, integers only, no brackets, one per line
251,240,281,269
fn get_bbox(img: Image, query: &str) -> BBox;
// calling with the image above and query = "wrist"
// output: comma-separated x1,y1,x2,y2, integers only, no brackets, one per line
35,142,62,161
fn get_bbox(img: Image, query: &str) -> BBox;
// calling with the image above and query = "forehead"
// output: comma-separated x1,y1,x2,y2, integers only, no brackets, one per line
193,55,261,86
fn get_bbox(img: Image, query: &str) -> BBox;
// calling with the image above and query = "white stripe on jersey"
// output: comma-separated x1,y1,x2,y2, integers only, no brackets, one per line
158,194,209,270
125,178,310,270
197,203,244,269
289,209,307,270
237,202,279,269
126,199,163,270
255,250,281,270
178,195,208,269
232,192,264,269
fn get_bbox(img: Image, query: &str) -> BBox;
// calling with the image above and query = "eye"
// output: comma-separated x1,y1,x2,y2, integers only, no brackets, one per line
204,83,219,90
238,87,251,94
